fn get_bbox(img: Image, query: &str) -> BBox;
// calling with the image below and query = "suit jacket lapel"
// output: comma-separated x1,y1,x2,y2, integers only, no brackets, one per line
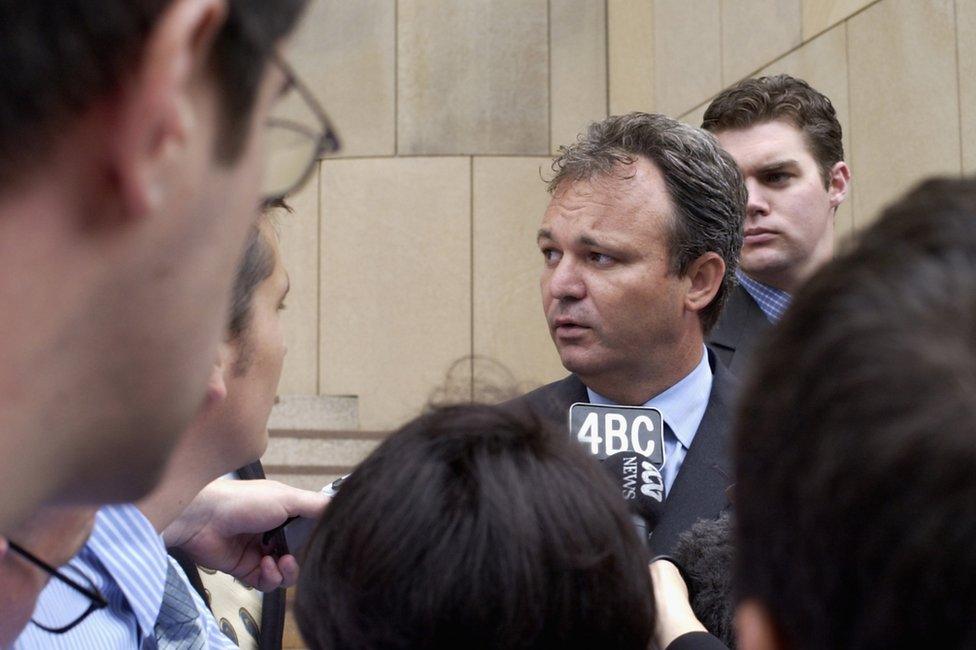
525,374,589,434
707,285,770,375
650,354,738,554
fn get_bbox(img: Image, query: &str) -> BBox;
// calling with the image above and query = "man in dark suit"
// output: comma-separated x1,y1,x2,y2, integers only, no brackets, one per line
702,75,851,375
511,112,746,554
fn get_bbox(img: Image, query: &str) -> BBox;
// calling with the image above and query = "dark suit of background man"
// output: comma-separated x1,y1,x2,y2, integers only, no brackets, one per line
509,112,746,554
702,75,851,376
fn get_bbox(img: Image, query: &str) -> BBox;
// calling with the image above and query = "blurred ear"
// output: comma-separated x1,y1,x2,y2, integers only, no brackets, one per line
827,161,851,211
204,343,231,407
109,0,227,220
684,252,726,316
736,600,783,650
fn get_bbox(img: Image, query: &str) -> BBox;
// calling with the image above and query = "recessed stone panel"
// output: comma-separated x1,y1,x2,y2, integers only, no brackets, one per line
722,0,802,83
608,0,655,115
472,157,567,394
653,0,722,117
551,0,608,153
958,0,976,174
268,395,358,431
848,0,960,226
289,0,396,157
802,0,877,40
397,0,549,155
319,158,471,430
263,437,379,468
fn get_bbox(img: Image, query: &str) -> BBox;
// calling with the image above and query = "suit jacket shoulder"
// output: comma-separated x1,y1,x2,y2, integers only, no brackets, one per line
503,373,589,432
706,284,770,377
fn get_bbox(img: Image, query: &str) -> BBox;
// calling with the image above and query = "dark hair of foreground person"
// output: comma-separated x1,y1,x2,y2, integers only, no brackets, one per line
296,403,655,650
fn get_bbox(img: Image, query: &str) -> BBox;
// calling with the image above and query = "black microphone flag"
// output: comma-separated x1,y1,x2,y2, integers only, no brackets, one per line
568,402,667,544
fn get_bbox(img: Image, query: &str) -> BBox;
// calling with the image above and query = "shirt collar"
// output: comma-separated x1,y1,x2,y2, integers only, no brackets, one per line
85,503,168,639
736,270,792,322
586,345,713,451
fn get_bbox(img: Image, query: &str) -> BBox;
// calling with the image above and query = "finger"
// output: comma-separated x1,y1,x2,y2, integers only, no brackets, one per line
239,562,264,589
257,554,284,592
277,554,300,588
265,481,329,520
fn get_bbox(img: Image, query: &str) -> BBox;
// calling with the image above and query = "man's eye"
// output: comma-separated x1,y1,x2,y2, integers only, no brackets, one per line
542,248,562,264
589,252,614,266
765,172,790,185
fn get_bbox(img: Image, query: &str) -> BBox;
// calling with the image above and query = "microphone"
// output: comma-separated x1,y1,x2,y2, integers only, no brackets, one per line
567,402,668,545
672,512,735,647
262,476,347,554
601,451,665,544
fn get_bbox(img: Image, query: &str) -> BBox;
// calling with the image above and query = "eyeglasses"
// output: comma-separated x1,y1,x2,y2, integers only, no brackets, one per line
262,54,341,207
7,541,108,634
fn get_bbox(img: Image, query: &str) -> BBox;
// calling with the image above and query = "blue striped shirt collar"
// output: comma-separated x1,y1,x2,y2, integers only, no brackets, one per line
85,504,168,639
736,270,792,323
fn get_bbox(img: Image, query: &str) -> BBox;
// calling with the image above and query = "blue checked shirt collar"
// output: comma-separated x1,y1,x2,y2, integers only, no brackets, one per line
736,270,792,323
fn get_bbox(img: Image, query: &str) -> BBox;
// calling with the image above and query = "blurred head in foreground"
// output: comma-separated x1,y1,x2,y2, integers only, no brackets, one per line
734,177,976,650
296,404,654,650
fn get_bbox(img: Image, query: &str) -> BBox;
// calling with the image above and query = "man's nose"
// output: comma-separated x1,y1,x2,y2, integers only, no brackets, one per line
746,178,770,219
545,256,586,301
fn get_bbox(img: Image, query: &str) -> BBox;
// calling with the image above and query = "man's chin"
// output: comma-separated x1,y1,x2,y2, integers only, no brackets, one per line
741,256,791,282
557,347,606,378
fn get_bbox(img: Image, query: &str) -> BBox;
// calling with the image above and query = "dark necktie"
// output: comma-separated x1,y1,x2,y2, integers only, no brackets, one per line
152,561,207,649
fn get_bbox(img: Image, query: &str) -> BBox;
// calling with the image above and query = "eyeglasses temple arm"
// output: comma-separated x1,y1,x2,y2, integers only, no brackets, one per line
7,541,108,608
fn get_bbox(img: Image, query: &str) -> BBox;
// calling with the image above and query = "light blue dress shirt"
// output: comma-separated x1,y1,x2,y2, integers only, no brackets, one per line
14,504,237,649
586,346,713,496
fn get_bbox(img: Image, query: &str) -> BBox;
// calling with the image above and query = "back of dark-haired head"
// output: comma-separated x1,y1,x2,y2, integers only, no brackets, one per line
673,513,736,648
549,112,745,333
701,74,843,186
733,177,976,650
295,404,654,650
0,0,307,186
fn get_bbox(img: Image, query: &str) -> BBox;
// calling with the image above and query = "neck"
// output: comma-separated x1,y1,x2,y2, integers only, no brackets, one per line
136,429,226,534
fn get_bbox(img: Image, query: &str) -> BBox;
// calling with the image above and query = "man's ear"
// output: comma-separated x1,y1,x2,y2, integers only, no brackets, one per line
109,0,227,220
826,161,851,211
684,252,726,315
203,343,231,407
736,599,784,650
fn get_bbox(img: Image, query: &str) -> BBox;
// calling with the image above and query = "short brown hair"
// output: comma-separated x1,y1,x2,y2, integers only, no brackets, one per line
549,112,746,334
701,74,843,186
